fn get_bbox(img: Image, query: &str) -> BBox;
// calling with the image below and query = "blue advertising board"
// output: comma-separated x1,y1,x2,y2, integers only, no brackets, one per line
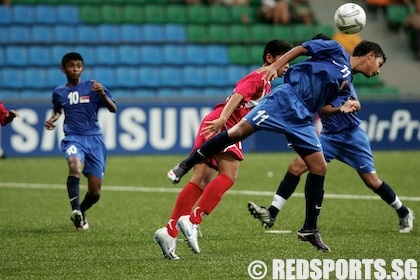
1,100,419,157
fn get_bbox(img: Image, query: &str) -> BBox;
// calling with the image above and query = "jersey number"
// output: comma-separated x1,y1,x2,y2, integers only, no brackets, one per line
252,110,269,126
68,91,80,105
66,145,78,156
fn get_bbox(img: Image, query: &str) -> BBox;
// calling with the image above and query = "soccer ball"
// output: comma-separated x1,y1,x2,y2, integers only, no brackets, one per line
334,3,366,34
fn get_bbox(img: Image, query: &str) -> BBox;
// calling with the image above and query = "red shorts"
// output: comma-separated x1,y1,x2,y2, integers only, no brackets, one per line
192,107,245,170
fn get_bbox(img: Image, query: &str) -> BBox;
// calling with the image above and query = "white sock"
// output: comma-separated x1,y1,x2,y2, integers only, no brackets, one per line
271,194,287,211
390,196,403,210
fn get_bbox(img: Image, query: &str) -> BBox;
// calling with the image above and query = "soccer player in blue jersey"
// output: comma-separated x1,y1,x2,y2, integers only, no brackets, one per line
167,39,386,252
248,93,415,234
45,52,117,230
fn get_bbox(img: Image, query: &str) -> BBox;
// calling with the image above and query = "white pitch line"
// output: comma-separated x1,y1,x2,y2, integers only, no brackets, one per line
0,182,419,201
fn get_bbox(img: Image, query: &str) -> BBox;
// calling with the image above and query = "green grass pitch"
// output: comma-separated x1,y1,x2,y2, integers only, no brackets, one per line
0,151,419,279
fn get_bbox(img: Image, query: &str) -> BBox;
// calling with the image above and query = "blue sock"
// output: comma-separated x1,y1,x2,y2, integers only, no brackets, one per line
67,176,80,210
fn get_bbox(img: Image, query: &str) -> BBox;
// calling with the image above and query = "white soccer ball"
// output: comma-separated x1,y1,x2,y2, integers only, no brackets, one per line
334,3,366,34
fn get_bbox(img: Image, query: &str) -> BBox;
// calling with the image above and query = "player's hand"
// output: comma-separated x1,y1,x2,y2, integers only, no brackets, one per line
340,100,358,114
256,65,278,81
91,80,105,96
45,120,55,130
6,110,19,123
200,119,224,139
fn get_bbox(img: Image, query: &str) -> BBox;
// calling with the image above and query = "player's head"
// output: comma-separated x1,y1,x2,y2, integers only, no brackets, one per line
61,52,84,83
352,40,386,78
263,40,293,78
312,33,331,40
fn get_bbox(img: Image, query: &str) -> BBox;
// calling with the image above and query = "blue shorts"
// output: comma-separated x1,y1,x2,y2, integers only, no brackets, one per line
244,84,322,152
321,126,376,174
61,134,107,179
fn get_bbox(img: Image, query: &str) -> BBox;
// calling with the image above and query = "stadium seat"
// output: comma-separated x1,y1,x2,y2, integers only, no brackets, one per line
0,6,12,25
187,5,209,24
206,45,229,65
9,26,31,43
102,5,123,24
182,66,206,87
206,66,228,87
208,5,230,24
24,68,49,89
386,4,414,30
249,24,273,43
162,45,185,65
227,65,248,83
2,68,24,89
161,66,183,87
158,88,179,97
166,5,187,24
138,66,159,87
98,25,120,43
140,45,162,65
249,45,265,65
185,45,207,65
144,5,167,24
74,45,96,64
208,24,230,43
163,24,186,42
51,45,72,63
230,24,252,43
57,5,79,24
122,5,145,24
230,6,250,24
118,45,141,65
32,26,55,43
11,5,35,24
93,67,117,88
180,87,200,97
47,67,67,87
0,26,7,42
143,24,164,42
120,24,143,43
77,25,99,43
54,25,77,43
116,66,139,87
292,24,315,43
186,25,207,42
28,46,51,66
5,46,28,66
272,26,293,40
228,45,252,65
34,5,57,24
96,46,118,65
79,5,102,24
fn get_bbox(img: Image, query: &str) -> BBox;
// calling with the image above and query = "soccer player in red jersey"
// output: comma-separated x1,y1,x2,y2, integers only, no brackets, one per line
154,40,293,260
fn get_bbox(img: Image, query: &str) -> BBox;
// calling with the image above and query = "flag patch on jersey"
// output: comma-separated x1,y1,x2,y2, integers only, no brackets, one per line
80,96,90,103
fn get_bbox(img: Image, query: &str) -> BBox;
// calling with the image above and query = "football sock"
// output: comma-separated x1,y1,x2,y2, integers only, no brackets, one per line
269,172,301,218
166,182,203,238
80,193,100,214
182,131,234,170
374,182,408,218
190,174,234,225
303,173,325,230
66,176,80,210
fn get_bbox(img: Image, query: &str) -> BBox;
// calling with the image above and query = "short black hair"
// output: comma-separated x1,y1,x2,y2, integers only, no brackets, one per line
263,40,293,63
312,33,331,40
353,40,387,63
61,52,84,67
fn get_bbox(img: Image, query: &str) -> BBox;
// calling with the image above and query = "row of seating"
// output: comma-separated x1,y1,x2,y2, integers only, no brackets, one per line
0,65,261,89
13,0,174,4
0,5,79,25
0,24,186,44
2,44,233,66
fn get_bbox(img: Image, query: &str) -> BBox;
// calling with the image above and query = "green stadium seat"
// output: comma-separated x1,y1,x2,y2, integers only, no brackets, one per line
208,24,230,43
386,4,414,30
102,5,124,24
230,24,251,43
166,5,188,24
250,24,273,43
144,5,168,24
272,26,293,41
229,45,252,65
122,5,145,24
313,24,334,38
186,25,207,42
209,5,230,24
292,24,315,43
187,5,209,24
249,45,265,65
79,5,103,24
230,6,250,24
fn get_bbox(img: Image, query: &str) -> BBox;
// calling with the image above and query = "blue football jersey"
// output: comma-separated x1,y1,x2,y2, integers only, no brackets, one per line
51,80,114,136
284,39,354,114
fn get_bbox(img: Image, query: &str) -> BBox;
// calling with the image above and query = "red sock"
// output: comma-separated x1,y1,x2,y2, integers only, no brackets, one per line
166,182,202,238
190,174,234,225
